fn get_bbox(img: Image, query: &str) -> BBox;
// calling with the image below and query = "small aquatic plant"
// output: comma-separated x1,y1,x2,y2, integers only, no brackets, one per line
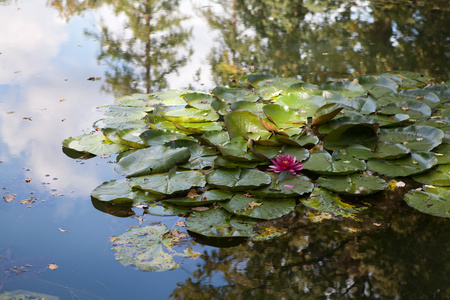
268,154,304,175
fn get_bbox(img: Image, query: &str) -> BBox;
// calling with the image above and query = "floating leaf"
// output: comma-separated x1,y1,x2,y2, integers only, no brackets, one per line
165,190,234,206
412,164,450,186
378,126,444,151
184,92,215,109
251,172,314,198
357,75,398,98
225,110,268,139
140,129,195,146
323,123,378,150
145,201,192,216
317,174,388,196
66,133,129,156
220,193,296,220
115,128,147,148
322,80,366,99
212,86,259,103
367,151,438,177
93,117,147,131
115,146,191,177
263,104,306,127
345,141,410,160
161,108,219,123
111,224,195,271
404,188,450,218
377,100,431,120
276,134,319,148
303,151,366,175
185,208,258,238
206,168,271,191
129,171,206,195
91,180,135,203
301,188,366,219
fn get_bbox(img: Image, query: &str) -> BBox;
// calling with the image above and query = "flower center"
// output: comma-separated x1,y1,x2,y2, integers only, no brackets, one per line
283,160,289,164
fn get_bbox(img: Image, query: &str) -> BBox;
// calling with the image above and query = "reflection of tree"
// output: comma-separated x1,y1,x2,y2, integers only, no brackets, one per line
203,0,450,85
49,0,193,96
171,199,450,299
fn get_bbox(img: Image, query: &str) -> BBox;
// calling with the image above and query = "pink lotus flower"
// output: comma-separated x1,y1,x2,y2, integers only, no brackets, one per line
268,154,304,175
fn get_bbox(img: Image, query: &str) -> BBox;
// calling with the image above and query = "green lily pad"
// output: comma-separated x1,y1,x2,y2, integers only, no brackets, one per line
432,142,450,164
150,90,190,106
385,71,430,89
323,123,379,150
412,164,450,186
378,100,431,120
161,108,219,123
213,157,259,169
303,151,366,175
200,130,230,147
312,103,346,126
140,129,195,146
318,115,377,135
220,193,296,220
276,134,319,148
263,104,306,127
404,188,450,218
230,101,265,118
115,128,147,148
367,151,438,177
378,126,444,151
251,172,314,198
251,144,309,161
348,95,377,114
370,113,410,127
65,133,130,155
212,86,259,103
225,110,268,139
93,117,148,131
357,75,399,98
274,93,322,114
301,188,366,219
206,168,271,191
165,190,234,206
174,122,223,134
115,93,155,107
145,201,192,216
285,82,319,92
219,137,262,161
91,180,135,204
111,224,197,271
317,174,388,196
129,171,206,195
345,141,410,160
186,208,258,238
184,92,215,109
416,116,450,132
253,77,303,99
322,80,366,99
423,85,450,101
115,146,191,177
145,115,179,130
103,105,153,118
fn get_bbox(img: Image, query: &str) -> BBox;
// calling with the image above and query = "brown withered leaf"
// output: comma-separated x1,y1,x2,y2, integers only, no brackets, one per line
187,189,200,198
20,197,36,204
24,177,31,183
244,193,255,198
3,194,15,203
110,236,118,242
201,196,208,201
191,206,209,211
175,221,186,227
48,263,58,270
58,228,69,232
248,202,263,209
169,229,187,238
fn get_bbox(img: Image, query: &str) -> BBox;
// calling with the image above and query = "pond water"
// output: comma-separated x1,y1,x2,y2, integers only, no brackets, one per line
0,0,449,299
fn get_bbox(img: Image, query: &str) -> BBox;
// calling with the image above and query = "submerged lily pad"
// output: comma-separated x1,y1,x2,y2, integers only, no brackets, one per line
186,208,258,238
111,224,198,271
317,174,388,196
404,188,450,218
115,146,191,177
301,188,366,219
220,193,296,220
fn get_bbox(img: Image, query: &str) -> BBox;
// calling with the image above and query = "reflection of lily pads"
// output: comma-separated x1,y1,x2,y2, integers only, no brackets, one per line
111,224,198,271
317,174,388,196
367,151,438,177
186,208,258,237
301,188,366,219
220,193,296,220
303,151,366,175
404,188,450,218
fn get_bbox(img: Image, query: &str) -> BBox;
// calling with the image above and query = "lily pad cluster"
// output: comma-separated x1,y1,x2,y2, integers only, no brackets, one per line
64,72,450,241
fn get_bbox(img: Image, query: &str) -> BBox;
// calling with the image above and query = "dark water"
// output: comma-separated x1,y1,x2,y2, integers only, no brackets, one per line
0,0,449,299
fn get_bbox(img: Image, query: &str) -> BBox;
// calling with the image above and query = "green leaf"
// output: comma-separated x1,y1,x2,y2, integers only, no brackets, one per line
378,100,431,120
303,151,366,175
206,168,271,191
348,95,377,114
102,105,154,118
93,117,147,131
184,92,215,109
367,151,438,177
186,208,258,237
174,122,223,134
276,134,319,148
378,126,444,151
301,188,366,219
423,85,450,102
111,224,196,272
321,80,366,99
140,129,196,146
115,93,155,107
219,137,262,161
317,174,388,196
345,141,410,160
225,110,268,139
129,171,206,195
323,123,379,150
251,172,314,198
412,164,450,186
68,133,130,155
145,201,192,216
91,180,135,204
230,101,265,118
357,74,399,98
212,86,259,103
150,90,190,106
213,157,259,169
165,189,234,206
404,188,450,218
220,193,296,220
160,108,219,123
200,130,230,148
115,128,147,148
115,146,191,177
274,93,322,114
